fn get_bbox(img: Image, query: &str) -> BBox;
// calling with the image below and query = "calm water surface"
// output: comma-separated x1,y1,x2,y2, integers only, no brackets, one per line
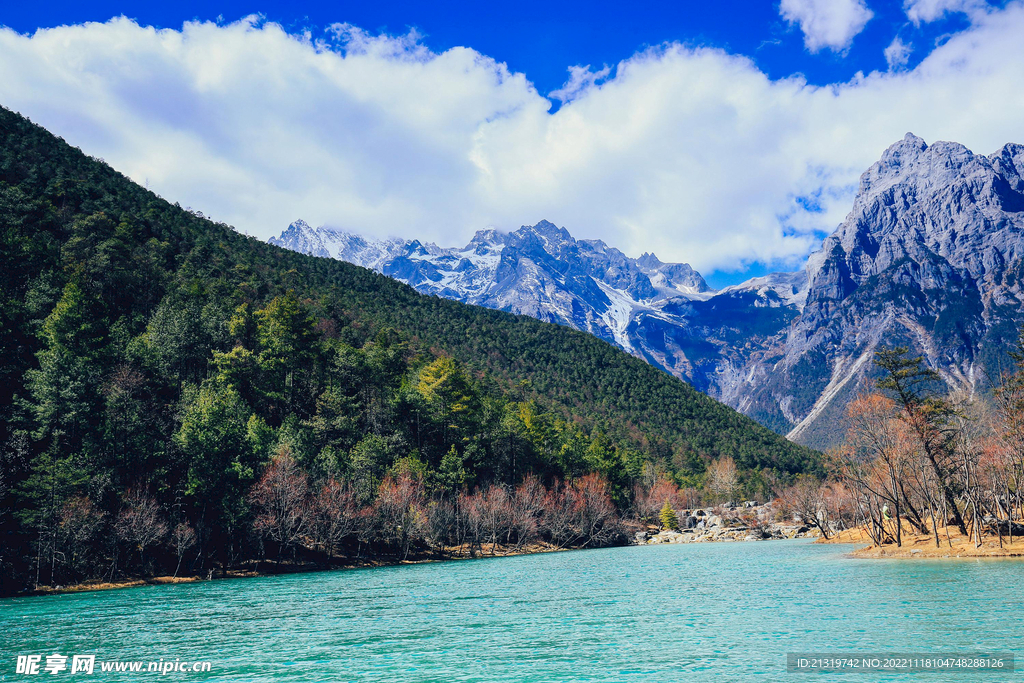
1,540,1021,682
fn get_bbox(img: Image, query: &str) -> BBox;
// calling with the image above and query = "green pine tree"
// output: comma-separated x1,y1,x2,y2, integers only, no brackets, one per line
659,501,679,530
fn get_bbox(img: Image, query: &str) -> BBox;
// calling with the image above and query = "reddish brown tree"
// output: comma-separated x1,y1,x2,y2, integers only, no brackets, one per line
479,485,512,553
706,457,738,503
249,446,309,560
634,478,682,524
777,477,831,539
309,478,362,562
540,482,580,549
371,473,426,560
569,473,619,547
425,498,460,555
459,489,486,555
509,475,543,549
55,495,106,581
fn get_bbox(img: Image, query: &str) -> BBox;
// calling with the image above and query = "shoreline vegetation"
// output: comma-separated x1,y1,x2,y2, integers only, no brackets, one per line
23,540,575,598
29,512,1024,598
635,500,820,545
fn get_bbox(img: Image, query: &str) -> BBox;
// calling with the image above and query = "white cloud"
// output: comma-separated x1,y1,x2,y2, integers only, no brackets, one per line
884,36,913,69
549,64,611,103
903,0,990,24
779,0,874,53
1,6,1024,274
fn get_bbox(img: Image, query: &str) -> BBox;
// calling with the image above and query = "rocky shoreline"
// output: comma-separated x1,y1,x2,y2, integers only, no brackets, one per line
635,501,820,545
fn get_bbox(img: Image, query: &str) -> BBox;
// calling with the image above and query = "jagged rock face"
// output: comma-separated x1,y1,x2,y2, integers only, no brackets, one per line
749,134,1024,446
267,134,1024,450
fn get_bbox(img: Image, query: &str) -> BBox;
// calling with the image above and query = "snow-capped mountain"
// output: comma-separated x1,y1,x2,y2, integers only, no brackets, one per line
269,133,1024,449
270,219,711,352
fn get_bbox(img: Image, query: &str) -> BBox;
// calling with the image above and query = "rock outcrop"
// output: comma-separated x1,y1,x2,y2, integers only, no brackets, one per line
728,134,1024,446
638,502,818,545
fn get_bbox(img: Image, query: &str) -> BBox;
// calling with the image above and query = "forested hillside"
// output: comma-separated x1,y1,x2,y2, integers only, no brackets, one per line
0,106,817,593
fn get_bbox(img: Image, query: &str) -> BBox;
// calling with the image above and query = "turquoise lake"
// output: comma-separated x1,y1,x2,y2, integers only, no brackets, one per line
1,540,1021,682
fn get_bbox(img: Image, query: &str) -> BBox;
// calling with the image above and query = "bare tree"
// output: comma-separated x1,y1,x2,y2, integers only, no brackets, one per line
843,392,931,546
170,522,196,578
778,477,832,538
706,457,738,504
680,487,701,510
479,486,512,553
994,369,1024,543
949,390,986,547
540,482,582,549
570,474,619,547
978,437,1014,547
874,347,968,535
459,489,486,556
115,490,168,573
821,481,857,533
426,498,460,556
54,495,106,581
509,475,543,550
249,446,309,560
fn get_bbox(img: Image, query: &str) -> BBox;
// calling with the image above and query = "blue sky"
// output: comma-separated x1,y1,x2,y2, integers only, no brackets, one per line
0,0,1021,286
2,1,984,97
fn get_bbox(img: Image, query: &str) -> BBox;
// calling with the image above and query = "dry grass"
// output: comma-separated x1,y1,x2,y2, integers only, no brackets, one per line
819,524,1024,558
30,575,201,595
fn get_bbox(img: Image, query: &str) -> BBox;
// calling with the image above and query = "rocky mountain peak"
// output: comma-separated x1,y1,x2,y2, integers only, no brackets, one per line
268,219,331,257
635,252,663,269
883,131,928,161
806,131,1024,297
781,133,1024,444
990,143,1024,191
512,220,575,248
465,229,508,250
269,218,714,355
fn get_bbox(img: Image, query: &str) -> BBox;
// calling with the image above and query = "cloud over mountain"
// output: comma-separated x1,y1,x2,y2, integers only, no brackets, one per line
1,4,1024,273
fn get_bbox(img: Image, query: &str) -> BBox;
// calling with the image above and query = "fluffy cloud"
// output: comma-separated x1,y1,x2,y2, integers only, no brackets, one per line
903,0,990,24
1,6,1024,274
779,0,874,53
549,64,611,103
884,36,913,69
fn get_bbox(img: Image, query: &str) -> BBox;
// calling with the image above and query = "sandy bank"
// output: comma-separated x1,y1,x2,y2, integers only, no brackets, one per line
819,526,1024,559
